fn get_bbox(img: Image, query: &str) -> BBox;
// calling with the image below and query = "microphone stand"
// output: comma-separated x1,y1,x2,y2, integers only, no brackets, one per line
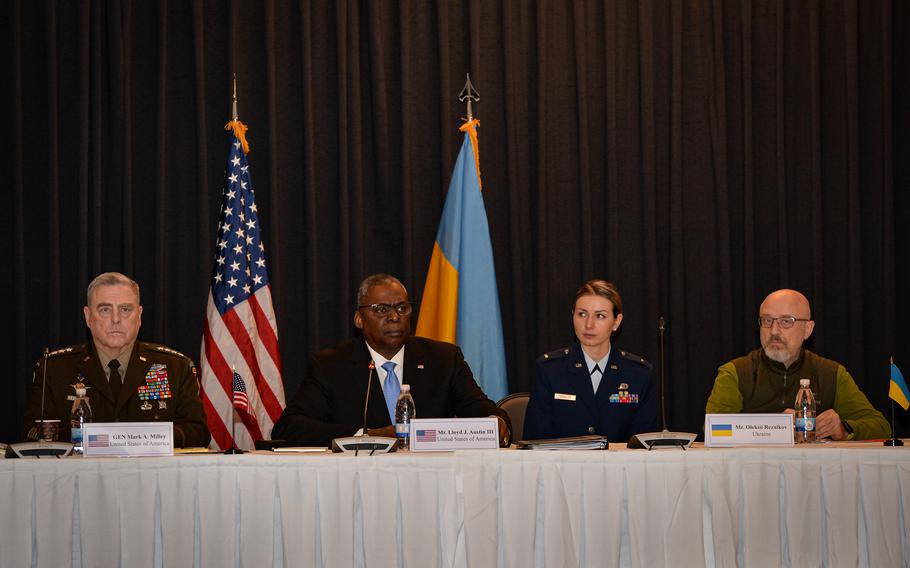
331,360,397,454
626,316,697,450
659,317,667,431
6,348,75,458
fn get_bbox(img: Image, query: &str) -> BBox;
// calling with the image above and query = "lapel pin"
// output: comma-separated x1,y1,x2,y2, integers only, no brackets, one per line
575,363,583,368
610,364,618,370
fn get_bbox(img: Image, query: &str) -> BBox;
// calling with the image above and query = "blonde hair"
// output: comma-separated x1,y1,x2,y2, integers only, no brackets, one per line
574,279,622,316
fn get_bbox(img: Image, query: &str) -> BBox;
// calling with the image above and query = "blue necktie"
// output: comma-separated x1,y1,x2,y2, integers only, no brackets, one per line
382,362,400,423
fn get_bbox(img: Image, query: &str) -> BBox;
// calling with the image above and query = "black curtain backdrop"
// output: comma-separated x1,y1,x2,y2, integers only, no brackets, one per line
4,0,909,443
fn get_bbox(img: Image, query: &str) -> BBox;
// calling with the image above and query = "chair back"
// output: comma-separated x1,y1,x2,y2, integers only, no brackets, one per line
496,392,530,443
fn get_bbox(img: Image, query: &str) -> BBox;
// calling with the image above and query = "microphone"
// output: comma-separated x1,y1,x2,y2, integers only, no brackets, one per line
361,361,375,435
331,359,397,454
658,316,667,430
626,316,696,450
38,346,50,439
6,347,75,458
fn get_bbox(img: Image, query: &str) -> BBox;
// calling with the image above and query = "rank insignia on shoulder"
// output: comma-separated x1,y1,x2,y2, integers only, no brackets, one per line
620,350,652,369
47,346,77,357
542,348,571,361
150,345,189,359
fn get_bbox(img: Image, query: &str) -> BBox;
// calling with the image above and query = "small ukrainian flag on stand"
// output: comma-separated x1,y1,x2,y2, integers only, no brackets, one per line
885,359,908,446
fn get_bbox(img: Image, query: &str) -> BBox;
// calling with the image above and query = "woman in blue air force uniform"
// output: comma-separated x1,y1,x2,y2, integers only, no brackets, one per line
523,280,658,442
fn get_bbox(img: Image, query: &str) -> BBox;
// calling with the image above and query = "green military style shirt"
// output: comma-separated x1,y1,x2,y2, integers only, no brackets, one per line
22,341,211,448
706,348,890,440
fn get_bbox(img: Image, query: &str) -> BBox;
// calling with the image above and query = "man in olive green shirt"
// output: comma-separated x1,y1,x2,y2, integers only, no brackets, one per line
706,289,889,440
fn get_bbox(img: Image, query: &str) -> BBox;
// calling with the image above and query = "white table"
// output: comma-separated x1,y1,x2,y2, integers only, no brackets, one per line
1,444,908,567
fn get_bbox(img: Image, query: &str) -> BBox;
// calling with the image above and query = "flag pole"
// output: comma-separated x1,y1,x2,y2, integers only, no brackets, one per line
224,76,245,457
459,73,479,121
885,356,904,446
232,74,240,120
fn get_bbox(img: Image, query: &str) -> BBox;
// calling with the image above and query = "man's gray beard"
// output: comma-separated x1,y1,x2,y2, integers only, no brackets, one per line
763,345,790,364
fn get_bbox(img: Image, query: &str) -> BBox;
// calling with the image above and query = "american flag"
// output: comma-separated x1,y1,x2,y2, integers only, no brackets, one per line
200,122,286,450
232,370,250,412
416,429,437,442
87,434,110,448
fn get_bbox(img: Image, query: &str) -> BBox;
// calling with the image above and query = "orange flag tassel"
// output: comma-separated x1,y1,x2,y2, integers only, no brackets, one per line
224,120,250,155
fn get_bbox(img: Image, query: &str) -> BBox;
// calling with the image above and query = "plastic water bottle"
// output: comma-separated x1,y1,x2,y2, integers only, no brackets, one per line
70,383,93,454
395,384,416,451
794,378,816,443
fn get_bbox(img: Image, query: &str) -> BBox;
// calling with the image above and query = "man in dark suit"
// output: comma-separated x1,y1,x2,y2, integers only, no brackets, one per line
21,272,210,448
272,274,511,447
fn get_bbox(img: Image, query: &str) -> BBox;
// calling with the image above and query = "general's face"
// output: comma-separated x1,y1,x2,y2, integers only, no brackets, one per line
83,284,143,356
354,281,411,358
573,294,622,353
759,291,814,368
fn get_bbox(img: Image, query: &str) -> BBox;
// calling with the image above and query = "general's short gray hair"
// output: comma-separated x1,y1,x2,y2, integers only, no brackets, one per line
86,272,141,306
356,274,406,305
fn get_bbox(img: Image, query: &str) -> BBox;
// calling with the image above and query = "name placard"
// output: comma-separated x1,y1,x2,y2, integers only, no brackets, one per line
704,414,794,447
82,422,174,457
409,417,499,452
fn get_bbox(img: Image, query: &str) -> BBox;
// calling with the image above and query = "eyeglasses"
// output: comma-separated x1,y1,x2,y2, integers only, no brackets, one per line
758,316,810,329
358,302,413,317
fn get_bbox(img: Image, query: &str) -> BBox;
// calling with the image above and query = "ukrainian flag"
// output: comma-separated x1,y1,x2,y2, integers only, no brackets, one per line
416,119,508,402
711,424,733,437
889,363,909,411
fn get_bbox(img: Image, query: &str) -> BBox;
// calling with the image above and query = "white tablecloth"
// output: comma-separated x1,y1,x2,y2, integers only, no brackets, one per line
1,444,908,567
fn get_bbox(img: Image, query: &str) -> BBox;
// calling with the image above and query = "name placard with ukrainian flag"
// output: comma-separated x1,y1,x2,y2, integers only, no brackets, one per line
704,414,794,447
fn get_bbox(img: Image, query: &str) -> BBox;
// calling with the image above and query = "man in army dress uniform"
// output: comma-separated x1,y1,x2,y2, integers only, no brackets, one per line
22,272,210,448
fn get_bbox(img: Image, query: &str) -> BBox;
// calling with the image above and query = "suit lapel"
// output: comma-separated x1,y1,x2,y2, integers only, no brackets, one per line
402,337,424,390
75,346,114,405
596,349,621,406
570,343,598,414
353,339,393,428
121,343,152,411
